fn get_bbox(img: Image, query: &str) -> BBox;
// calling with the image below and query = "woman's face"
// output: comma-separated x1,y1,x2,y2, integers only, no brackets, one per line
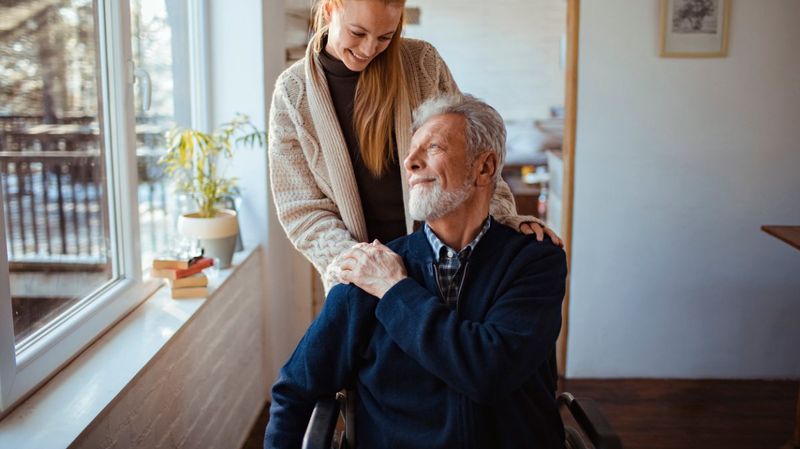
324,0,403,72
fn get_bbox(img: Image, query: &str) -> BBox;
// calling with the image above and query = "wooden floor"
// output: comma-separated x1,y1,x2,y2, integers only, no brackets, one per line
242,403,270,449
560,379,798,449
244,379,799,449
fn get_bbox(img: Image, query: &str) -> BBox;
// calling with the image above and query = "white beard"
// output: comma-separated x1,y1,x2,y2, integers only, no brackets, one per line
408,179,473,221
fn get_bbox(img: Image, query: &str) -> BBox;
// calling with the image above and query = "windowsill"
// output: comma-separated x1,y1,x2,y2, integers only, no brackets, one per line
0,246,260,449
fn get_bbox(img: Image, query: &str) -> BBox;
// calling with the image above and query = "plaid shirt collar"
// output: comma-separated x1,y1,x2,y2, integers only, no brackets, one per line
424,216,491,307
424,216,492,261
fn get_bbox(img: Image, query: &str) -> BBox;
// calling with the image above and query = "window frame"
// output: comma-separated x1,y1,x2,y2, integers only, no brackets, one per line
0,0,209,416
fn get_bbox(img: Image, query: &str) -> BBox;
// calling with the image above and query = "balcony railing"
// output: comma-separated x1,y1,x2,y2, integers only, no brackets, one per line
1,149,105,264
0,116,171,269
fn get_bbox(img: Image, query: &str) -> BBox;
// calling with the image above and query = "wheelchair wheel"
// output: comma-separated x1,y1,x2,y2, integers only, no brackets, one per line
565,426,589,449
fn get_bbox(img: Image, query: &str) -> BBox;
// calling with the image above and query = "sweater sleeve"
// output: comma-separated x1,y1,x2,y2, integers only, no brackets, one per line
265,285,374,448
268,80,360,289
490,178,545,230
375,246,566,404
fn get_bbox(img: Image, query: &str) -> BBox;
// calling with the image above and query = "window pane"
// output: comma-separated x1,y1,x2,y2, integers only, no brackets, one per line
131,0,193,265
0,0,113,344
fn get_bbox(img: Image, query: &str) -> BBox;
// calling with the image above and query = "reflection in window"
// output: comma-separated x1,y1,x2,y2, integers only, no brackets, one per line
0,0,113,344
131,0,194,265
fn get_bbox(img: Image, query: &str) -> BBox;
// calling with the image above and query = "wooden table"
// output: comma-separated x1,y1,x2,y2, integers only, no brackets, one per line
504,171,545,219
761,225,800,449
763,226,800,251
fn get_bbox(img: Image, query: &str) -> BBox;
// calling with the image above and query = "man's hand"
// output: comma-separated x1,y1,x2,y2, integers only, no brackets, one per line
331,240,408,298
519,222,564,247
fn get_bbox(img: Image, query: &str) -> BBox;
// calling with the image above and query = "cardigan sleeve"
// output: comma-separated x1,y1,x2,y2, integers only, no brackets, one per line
375,244,566,404
268,81,359,289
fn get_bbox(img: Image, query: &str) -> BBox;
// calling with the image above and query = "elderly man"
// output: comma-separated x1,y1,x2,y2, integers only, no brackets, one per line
265,94,567,449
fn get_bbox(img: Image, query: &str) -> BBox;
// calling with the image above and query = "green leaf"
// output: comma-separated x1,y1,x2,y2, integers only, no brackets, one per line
156,114,266,214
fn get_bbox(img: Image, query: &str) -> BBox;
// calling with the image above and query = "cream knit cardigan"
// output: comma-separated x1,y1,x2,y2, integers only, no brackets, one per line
268,38,541,291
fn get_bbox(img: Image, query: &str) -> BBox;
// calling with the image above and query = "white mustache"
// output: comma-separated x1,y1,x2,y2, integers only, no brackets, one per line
408,176,437,188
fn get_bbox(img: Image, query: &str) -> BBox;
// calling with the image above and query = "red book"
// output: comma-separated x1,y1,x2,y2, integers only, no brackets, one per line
152,257,213,280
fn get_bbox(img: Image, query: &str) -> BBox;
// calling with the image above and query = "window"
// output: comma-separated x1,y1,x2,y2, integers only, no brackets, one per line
0,0,113,347
0,0,206,414
131,0,200,265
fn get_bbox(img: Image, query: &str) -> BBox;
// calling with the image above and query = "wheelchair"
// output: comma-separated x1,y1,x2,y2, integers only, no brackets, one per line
301,390,623,449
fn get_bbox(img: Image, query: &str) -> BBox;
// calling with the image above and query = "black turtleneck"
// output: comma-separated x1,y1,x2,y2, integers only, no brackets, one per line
318,48,406,244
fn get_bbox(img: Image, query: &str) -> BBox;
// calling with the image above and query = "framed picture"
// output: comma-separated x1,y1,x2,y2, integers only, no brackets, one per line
660,0,731,58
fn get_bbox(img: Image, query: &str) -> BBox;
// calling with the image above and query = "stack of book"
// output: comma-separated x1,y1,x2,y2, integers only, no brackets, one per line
151,256,214,299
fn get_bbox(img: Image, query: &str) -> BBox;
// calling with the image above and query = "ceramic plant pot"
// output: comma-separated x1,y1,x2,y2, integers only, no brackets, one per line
177,209,239,269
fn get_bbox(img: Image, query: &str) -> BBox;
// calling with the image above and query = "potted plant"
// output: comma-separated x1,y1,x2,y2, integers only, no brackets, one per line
159,114,266,268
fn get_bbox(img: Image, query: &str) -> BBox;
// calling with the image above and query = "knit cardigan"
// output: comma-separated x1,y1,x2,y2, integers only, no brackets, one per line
268,38,541,290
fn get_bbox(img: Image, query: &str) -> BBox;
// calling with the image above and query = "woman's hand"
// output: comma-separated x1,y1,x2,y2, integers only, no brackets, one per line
519,222,564,247
331,241,407,298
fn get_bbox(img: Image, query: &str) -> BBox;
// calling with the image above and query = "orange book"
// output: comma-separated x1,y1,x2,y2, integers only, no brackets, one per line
171,257,213,279
151,257,213,280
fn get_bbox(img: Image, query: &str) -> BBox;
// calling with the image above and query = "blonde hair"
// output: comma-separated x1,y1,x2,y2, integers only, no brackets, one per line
312,0,407,177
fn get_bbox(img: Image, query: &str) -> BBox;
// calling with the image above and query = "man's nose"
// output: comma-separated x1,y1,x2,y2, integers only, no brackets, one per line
403,148,422,172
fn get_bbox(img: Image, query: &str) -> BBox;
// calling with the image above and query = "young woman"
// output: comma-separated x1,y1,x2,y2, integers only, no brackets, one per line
268,0,561,291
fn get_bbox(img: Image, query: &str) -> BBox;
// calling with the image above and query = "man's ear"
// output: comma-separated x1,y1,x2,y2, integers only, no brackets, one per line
475,151,498,187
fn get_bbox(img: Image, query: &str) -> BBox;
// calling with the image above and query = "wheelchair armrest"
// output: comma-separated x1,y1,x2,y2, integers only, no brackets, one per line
558,392,623,449
302,398,341,449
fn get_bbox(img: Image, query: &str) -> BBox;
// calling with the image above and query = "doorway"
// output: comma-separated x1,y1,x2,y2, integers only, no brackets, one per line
402,0,579,375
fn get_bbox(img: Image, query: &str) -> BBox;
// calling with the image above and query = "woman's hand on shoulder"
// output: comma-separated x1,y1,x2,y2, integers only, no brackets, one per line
519,222,563,247
330,241,407,298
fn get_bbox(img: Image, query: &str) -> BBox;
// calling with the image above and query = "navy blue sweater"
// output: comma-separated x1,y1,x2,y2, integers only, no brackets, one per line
265,221,567,449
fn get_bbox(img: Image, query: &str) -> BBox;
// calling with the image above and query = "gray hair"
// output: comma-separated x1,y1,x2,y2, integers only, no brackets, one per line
412,94,506,181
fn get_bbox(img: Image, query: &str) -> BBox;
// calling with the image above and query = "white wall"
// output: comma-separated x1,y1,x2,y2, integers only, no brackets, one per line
567,0,800,379
208,0,313,399
404,0,565,120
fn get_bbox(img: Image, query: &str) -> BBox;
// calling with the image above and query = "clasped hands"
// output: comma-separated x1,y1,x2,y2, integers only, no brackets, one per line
329,240,408,298
328,221,558,297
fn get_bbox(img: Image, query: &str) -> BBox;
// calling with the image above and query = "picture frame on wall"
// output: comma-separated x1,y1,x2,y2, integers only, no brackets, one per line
660,0,731,58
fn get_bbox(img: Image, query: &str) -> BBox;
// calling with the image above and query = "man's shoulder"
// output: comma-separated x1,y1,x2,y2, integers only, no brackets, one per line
484,220,567,272
384,231,419,257
326,282,378,314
